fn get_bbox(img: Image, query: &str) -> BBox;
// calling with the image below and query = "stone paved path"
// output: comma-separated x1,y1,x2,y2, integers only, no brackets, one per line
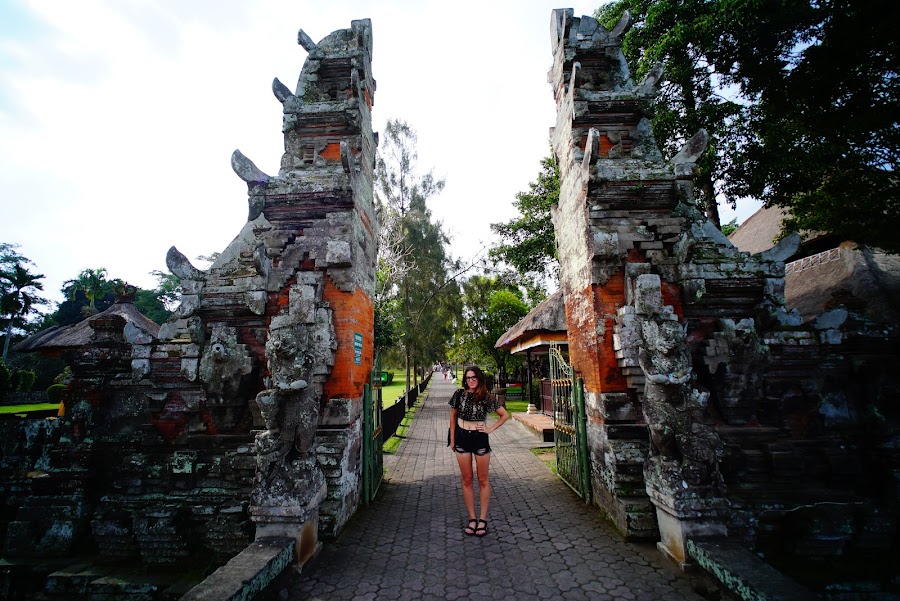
277,378,704,600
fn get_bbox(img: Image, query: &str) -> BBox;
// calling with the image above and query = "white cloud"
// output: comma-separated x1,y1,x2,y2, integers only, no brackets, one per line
0,0,631,305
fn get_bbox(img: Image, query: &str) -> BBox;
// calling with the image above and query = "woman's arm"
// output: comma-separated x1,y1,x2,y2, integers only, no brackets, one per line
486,406,510,434
449,407,458,446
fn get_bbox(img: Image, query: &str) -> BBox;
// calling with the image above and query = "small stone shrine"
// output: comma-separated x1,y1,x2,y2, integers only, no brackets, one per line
1,19,376,595
548,6,898,588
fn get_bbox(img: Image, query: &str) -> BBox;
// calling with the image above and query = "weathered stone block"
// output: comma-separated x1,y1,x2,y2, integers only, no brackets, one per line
634,273,662,315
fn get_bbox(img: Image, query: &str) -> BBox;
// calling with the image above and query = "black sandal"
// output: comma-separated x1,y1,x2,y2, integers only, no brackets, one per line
474,519,488,537
464,518,477,536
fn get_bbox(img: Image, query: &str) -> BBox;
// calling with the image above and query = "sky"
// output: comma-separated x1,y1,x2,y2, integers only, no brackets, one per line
0,0,757,307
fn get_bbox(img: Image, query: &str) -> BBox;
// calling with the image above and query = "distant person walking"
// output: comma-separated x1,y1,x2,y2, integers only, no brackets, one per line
448,365,509,537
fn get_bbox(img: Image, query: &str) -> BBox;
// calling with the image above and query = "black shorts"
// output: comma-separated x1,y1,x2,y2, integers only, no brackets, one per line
452,425,491,456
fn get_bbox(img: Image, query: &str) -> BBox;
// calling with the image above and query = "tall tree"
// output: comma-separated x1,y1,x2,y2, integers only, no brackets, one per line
64,267,116,316
489,154,560,290
731,0,899,250
453,275,529,384
598,0,899,250
1,261,46,362
597,0,746,228
375,119,456,390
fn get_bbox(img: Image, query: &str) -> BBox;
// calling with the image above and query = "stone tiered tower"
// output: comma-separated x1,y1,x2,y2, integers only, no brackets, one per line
1,20,378,580
202,19,378,551
548,9,777,563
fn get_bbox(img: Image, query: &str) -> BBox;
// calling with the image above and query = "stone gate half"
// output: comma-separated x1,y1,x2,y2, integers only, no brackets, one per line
548,7,899,582
1,19,377,582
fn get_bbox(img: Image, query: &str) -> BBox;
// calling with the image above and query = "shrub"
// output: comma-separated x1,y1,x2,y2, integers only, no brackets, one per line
0,360,37,393
14,369,36,392
47,383,67,403
0,361,10,394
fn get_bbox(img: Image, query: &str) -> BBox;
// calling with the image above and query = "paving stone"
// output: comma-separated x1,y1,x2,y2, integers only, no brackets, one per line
272,380,705,601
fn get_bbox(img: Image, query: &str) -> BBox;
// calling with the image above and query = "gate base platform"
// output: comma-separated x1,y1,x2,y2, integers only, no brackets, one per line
510,412,554,443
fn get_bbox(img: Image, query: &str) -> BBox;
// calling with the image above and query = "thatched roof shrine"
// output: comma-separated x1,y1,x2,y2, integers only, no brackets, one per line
14,302,160,354
729,206,900,323
495,290,567,354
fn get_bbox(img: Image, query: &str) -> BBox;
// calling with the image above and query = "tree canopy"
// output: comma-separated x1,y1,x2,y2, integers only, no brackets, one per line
489,153,560,292
597,0,899,251
375,119,459,383
450,275,529,383
1,244,46,362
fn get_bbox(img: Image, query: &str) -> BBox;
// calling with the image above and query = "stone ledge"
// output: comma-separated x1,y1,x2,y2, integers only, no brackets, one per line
180,537,295,601
688,540,817,601
510,412,554,443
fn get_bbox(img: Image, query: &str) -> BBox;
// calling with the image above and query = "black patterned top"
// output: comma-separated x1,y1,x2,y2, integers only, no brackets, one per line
448,389,502,422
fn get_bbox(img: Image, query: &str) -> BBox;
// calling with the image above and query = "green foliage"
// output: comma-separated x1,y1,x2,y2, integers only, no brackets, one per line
0,360,9,393
0,359,34,393
598,0,899,250
720,218,738,237
47,383,66,403
133,287,171,325
375,119,460,380
597,0,745,227
149,269,182,311
734,1,900,251
1,244,47,362
373,299,397,354
64,267,115,313
55,267,176,326
452,276,529,383
9,368,35,392
489,154,560,288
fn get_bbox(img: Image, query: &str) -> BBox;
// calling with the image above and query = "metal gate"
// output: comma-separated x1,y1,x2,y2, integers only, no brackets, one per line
549,344,591,502
362,355,383,505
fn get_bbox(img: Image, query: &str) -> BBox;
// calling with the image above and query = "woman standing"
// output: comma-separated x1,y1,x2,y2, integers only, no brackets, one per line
448,365,509,537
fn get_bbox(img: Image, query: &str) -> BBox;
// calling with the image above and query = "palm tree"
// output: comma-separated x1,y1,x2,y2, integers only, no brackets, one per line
64,267,111,315
1,264,45,362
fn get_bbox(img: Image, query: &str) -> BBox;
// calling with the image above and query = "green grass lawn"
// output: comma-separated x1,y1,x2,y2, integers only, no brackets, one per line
0,403,60,416
503,399,529,413
382,381,429,455
378,382,409,406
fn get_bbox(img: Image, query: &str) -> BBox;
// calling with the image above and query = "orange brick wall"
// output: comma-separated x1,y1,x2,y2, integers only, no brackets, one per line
565,262,685,396
565,269,629,395
322,277,374,400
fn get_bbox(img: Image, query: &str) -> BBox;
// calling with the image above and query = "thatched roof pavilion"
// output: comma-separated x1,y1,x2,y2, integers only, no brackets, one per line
14,302,160,356
495,290,567,354
729,206,900,323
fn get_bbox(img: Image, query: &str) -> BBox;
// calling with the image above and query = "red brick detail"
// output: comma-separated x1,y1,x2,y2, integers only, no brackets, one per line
322,278,374,400
565,271,629,395
661,280,684,319
593,272,629,393
150,395,190,442
599,135,615,157
319,143,342,162
199,410,219,436
576,134,620,158
358,206,374,239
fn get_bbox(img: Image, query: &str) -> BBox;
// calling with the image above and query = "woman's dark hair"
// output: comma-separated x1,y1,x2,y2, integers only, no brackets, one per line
464,365,489,402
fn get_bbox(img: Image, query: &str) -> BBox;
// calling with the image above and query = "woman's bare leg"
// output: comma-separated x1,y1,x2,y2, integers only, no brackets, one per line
456,452,476,520
474,453,492,520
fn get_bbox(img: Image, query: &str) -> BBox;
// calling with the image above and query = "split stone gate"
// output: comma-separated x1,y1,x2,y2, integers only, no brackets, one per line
1,9,898,600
